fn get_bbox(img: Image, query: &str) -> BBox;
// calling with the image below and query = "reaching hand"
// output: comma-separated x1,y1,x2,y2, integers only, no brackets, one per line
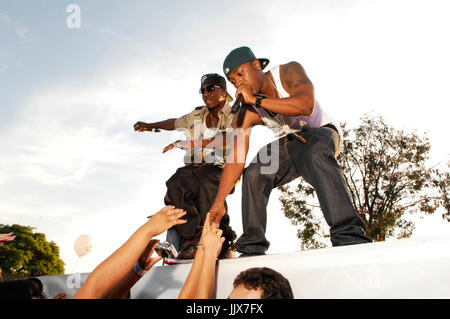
162,140,193,153
207,202,226,227
162,141,178,153
0,232,15,246
134,121,149,132
199,214,225,258
137,239,163,271
147,206,187,236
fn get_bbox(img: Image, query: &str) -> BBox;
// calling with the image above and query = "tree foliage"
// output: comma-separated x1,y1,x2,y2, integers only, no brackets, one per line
0,224,65,277
279,183,330,250
279,114,449,249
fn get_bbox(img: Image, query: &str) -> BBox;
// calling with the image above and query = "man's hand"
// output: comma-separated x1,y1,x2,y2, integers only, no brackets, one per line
137,239,163,271
162,140,193,153
236,83,256,105
207,202,226,227
134,121,150,132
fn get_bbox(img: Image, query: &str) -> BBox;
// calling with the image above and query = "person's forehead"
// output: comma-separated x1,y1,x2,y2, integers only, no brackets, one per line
229,61,254,78
228,284,262,299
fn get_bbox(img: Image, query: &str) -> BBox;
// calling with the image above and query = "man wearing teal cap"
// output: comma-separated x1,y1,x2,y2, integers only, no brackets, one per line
209,46,372,256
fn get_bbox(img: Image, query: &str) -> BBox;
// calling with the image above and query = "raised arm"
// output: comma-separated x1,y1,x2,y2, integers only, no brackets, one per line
208,109,262,225
179,214,224,299
236,61,315,116
134,118,177,132
73,206,186,299
195,218,225,299
103,239,162,299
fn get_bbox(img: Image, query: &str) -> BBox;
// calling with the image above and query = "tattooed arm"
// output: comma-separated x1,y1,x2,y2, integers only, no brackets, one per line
257,61,315,116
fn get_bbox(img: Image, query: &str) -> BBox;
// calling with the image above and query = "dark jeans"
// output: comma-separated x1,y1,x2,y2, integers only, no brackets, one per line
165,164,232,251
236,127,372,255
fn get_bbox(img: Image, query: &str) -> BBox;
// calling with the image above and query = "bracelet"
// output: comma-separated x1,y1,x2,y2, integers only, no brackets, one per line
133,262,148,276
254,94,266,108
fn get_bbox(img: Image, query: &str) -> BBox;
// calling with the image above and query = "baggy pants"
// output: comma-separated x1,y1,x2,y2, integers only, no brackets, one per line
165,164,232,251
236,127,372,254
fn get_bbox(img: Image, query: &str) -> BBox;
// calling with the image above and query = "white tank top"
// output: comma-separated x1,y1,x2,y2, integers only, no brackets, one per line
199,122,224,165
252,65,343,143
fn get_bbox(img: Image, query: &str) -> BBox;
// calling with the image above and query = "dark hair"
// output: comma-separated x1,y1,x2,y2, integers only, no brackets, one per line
233,267,294,299
0,278,44,299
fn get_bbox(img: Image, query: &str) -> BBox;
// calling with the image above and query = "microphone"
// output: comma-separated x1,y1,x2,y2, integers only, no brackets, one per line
231,94,251,127
231,94,244,114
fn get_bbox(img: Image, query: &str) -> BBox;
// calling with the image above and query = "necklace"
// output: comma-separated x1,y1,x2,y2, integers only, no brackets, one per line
207,112,217,129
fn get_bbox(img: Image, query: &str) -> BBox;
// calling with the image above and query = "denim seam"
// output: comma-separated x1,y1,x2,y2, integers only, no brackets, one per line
283,136,296,167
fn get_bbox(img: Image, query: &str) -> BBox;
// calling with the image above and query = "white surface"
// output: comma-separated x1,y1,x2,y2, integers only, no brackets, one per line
39,235,450,299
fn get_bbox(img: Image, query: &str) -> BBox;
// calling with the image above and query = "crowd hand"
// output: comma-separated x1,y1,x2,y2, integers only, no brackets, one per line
53,293,68,299
0,232,15,246
235,83,256,105
199,213,225,258
162,140,193,153
138,239,163,271
147,206,187,236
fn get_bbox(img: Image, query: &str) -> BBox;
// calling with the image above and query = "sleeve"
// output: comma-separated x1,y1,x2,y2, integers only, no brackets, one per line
174,111,194,130
175,114,191,130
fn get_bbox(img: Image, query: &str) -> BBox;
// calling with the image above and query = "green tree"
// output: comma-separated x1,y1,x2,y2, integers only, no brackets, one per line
279,114,449,249
0,224,65,276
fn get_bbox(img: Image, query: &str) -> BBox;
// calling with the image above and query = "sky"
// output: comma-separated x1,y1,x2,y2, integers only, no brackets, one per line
0,0,449,274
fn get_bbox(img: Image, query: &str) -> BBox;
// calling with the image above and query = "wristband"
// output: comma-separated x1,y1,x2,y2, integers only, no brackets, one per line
254,94,266,108
133,262,148,276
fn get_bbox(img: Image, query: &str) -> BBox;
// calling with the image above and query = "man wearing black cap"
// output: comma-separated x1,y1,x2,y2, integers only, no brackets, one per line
209,47,372,257
134,73,236,259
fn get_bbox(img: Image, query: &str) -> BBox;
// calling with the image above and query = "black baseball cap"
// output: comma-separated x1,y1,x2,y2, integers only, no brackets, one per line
223,46,270,78
201,73,228,89
200,73,233,102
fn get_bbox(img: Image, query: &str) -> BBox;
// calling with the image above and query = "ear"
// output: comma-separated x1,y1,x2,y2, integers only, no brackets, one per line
252,59,262,70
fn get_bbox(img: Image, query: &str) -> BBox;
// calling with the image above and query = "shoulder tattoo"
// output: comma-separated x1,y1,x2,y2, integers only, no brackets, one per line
282,62,311,89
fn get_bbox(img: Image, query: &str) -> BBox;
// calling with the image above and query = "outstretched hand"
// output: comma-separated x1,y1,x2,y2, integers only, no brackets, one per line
199,213,225,258
147,206,187,237
138,239,163,271
134,121,149,132
0,232,15,246
162,140,193,153
207,202,226,227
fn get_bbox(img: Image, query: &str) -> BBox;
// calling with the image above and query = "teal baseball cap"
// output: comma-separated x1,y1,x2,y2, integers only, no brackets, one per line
223,46,270,78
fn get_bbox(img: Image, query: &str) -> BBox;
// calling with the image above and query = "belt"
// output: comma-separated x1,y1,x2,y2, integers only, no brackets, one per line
322,123,339,134
286,123,338,142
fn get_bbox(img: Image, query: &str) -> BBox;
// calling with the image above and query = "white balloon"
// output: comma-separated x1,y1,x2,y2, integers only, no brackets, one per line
74,234,93,257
